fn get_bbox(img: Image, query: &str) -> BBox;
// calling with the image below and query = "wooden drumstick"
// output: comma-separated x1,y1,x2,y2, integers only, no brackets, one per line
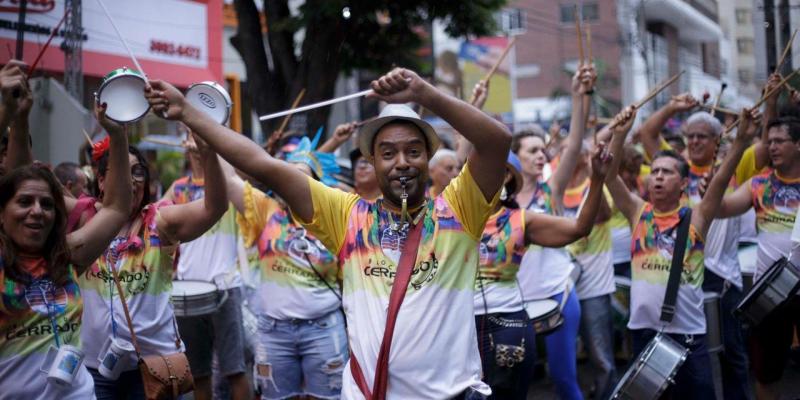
81,129,93,146
724,69,800,135
586,24,592,65
276,88,306,134
469,38,516,105
574,5,585,67
634,71,684,109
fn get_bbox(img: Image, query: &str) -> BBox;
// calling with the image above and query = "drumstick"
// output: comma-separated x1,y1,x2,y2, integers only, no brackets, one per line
95,0,147,77
711,83,727,118
355,116,378,128
276,88,306,134
27,8,70,80
775,29,798,74
586,24,592,65
698,104,738,117
634,71,684,109
724,69,800,135
81,129,93,146
259,89,372,121
142,136,185,148
469,38,516,105
574,6,584,67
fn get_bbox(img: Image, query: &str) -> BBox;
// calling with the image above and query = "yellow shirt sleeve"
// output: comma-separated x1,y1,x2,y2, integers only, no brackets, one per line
734,145,760,186
443,162,500,240
291,176,360,254
643,138,673,163
236,181,279,247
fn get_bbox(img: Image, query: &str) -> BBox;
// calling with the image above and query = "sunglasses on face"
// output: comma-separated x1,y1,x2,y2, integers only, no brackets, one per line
131,164,148,182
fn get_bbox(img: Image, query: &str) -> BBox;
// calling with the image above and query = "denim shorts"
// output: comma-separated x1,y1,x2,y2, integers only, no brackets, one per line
255,310,348,399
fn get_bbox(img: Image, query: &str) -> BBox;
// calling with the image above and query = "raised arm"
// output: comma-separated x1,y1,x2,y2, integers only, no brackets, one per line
604,106,643,225
549,66,595,202
369,68,511,201
317,122,357,153
145,79,315,222
694,108,761,237
455,80,490,165
67,105,132,270
1,60,33,170
638,93,698,159
218,155,246,215
157,134,228,243
525,140,612,247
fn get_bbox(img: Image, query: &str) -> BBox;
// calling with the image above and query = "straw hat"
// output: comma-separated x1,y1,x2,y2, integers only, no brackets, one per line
358,104,440,157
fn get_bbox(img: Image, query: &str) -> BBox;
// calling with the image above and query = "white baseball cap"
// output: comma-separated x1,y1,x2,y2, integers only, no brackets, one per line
358,104,440,157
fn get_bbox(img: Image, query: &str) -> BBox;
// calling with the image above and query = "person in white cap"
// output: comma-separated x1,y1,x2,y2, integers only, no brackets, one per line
145,67,512,399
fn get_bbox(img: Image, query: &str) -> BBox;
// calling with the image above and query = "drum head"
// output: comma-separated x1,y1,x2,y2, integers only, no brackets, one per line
171,280,217,296
186,82,231,125
97,73,150,123
525,299,559,319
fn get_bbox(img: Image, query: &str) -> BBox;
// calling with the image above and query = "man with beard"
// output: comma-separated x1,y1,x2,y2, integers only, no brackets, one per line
145,67,511,399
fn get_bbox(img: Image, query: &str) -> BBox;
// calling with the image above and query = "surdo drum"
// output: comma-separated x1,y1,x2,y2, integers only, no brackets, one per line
171,280,228,317
735,257,800,326
185,81,233,125
524,299,563,335
703,291,723,353
611,333,689,400
95,68,151,123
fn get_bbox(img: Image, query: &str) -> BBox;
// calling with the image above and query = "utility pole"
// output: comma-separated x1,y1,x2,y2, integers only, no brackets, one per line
15,0,28,59
778,0,792,75
63,0,83,102
765,0,777,71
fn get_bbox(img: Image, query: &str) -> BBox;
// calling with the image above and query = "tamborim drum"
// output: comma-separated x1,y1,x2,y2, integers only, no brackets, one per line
171,280,228,317
524,299,563,335
735,257,800,326
611,333,689,400
703,291,723,353
95,68,151,123
186,81,233,125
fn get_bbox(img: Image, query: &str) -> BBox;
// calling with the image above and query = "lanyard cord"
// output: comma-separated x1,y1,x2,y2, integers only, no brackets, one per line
38,285,61,348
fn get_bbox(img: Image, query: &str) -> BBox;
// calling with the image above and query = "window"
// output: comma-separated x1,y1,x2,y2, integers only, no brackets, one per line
560,3,599,23
497,8,526,35
738,69,752,84
735,9,751,25
737,38,754,54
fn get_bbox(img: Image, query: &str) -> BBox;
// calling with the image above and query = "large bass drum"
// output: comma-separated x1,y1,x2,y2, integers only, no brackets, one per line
611,333,688,400
171,280,228,317
735,257,800,326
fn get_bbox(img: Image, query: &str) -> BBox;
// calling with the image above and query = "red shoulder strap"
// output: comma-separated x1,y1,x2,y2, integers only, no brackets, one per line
67,196,98,233
350,220,424,400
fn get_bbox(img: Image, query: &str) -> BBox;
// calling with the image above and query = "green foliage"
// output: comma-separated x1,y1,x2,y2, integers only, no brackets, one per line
270,0,507,73
155,151,185,191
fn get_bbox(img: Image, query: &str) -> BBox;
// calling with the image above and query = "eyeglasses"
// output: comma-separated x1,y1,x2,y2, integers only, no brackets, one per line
684,132,713,141
131,164,148,182
767,137,794,146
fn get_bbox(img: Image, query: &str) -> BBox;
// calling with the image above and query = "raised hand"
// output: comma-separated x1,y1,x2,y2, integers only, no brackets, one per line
591,141,613,180
571,65,596,95
145,79,188,120
667,93,698,113
471,79,489,108
0,60,31,116
368,68,428,105
610,105,637,136
736,108,763,145
763,73,783,104
95,101,124,136
332,122,357,144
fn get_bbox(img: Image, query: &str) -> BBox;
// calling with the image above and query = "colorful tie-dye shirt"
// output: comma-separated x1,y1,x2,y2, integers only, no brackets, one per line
563,179,615,300
171,176,242,289
629,205,706,334
750,171,800,279
517,181,575,300
474,207,526,314
685,162,743,287
79,200,182,371
295,165,495,399
1,256,94,399
238,182,340,320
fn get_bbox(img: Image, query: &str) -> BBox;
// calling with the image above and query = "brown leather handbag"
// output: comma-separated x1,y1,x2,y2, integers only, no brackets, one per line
111,261,194,399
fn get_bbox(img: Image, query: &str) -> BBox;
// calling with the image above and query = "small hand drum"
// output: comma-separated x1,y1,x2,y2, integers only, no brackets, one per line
95,67,151,123
185,81,233,125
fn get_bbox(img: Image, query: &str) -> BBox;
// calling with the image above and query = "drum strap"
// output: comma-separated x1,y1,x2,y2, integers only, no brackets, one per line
350,218,424,400
660,209,692,324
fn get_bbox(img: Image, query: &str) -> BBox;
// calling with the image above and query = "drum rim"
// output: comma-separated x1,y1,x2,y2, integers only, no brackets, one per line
95,73,151,123
738,258,799,309
186,83,232,124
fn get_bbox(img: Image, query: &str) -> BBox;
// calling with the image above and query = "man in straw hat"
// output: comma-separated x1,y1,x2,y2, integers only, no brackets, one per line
145,67,511,399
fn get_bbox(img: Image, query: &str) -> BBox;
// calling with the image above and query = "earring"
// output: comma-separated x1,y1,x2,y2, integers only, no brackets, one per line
499,186,508,202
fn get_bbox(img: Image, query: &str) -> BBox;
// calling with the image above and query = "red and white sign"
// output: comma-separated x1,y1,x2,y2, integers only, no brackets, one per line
0,0,222,87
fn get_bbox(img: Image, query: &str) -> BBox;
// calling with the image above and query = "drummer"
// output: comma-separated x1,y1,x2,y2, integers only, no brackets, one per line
69,115,228,396
474,149,612,399
219,130,347,399
714,114,800,399
1,66,132,399
163,128,250,400
638,92,769,399
145,66,511,399
513,65,595,400
605,106,761,398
